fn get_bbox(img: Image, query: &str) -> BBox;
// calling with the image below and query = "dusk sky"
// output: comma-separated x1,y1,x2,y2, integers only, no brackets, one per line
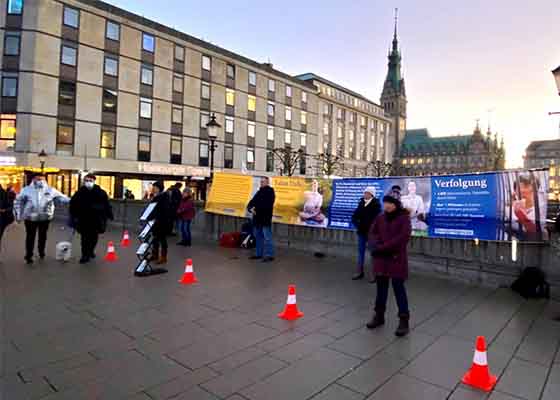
107,0,560,167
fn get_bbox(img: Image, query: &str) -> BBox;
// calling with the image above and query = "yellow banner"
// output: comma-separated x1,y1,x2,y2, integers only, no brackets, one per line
205,172,255,217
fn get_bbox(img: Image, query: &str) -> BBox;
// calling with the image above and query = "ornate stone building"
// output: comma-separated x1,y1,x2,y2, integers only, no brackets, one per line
397,123,506,175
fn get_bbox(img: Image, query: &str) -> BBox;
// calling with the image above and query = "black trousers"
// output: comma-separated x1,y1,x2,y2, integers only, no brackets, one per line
80,229,99,258
24,220,50,259
375,276,410,315
0,221,7,252
152,234,168,254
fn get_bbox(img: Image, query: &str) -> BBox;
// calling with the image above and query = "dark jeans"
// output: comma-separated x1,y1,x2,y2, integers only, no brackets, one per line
179,220,192,244
24,220,50,259
357,233,368,272
375,276,410,315
80,229,99,258
254,225,274,258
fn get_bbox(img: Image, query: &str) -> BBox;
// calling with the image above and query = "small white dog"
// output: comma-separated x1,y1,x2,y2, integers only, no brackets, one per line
55,241,72,262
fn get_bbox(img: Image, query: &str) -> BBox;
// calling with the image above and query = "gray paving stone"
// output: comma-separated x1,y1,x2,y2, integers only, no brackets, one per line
270,333,335,363
311,383,365,400
366,373,449,399
327,328,393,360
402,335,510,390
146,367,217,399
541,362,560,400
0,374,54,400
448,386,489,400
515,319,560,366
487,391,522,400
338,351,407,395
208,346,267,374
241,348,361,400
202,356,287,398
382,331,437,362
255,330,306,353
173,385,220,400
415,310,465,336
495,358,548,400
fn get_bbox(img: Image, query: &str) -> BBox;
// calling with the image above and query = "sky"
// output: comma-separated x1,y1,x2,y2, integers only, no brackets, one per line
107,0,560,167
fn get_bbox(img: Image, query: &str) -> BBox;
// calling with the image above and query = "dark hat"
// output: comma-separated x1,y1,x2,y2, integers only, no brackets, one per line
31,172,46,180
383,188,402,207
84,173,96,180
152,181,164,192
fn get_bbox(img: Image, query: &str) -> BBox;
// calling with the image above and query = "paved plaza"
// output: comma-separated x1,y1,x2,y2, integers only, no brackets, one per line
1,223,559,400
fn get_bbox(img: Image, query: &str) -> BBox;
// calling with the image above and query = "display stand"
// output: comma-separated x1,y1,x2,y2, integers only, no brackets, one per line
134,203,168,277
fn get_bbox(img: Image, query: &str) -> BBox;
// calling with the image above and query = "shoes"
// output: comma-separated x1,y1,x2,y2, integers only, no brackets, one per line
249,255,262,260
395,314,410,337
25,257,33,264
177,241,187,246
352,272,364,280
79,256,90,264
90,253,96,259
39,254,45,260
368,276,377,284
156,250,168,265
366,307,385,330
262,257,275,263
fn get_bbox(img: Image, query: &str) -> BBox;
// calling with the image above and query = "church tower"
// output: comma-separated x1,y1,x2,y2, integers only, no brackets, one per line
380,9,407,162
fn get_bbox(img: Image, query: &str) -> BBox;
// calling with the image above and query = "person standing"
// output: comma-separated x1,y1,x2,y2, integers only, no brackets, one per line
168,182,183,236
351,187,381,281
69,174,113,264
149,181,173,264
367,188,412,337
14,173,69,264
247,177,275,262
176,188,195,246
0,184,16,255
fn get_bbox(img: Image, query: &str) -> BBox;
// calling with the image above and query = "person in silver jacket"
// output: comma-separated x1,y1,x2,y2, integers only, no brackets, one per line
14,173,69,264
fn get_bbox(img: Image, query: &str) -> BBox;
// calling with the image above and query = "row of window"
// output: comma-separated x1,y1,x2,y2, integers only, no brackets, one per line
317,82,383,116
323,103,387,131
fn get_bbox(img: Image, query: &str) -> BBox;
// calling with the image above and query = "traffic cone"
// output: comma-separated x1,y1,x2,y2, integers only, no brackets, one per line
179,259,198,284
278,285,304,321
462,336,497,392
104,241,118,262
121,230,130,247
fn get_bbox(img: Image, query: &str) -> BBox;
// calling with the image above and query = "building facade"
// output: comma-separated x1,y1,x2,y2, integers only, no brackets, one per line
0,0,320,198
296,73,393,177
397,124,506,175
524,139,560,200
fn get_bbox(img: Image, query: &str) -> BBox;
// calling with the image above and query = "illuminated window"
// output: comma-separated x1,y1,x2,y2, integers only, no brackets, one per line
285,107,292,121
56,123,74,155
248,95,256,112
301,133,307,147
225,117,234,135
102,89,117,113
301,111,307,125
248,121,256,138
284,130,291,145
302,91,307,103
100,130,115,159
226,89,235,106
0,114,16,152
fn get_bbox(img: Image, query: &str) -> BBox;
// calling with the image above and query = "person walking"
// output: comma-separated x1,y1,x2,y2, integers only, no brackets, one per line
149,181,173,264
247,177,275,262
69,174,113,264
366,188,412,337
351,186,381,281
176,188,195,246
0,184,16,255
14,173,69,264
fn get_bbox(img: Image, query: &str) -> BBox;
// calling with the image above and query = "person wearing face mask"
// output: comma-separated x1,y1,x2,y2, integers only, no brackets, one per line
14,173,70,264
69,174,113,264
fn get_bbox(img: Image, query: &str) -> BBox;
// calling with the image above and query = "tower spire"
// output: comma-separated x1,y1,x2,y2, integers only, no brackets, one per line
392,8,399,52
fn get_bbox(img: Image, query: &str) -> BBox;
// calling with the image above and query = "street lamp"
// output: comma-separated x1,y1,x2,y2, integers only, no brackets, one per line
38,149,47,173
552,66,560,96
205,113,221,180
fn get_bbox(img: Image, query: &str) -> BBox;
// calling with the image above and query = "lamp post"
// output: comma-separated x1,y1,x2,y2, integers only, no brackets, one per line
38,149,47,173
205,113,221,181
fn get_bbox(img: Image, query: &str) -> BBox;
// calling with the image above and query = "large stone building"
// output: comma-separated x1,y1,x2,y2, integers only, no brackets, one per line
524,139,560,200
0,0,398,197
397,123,506,175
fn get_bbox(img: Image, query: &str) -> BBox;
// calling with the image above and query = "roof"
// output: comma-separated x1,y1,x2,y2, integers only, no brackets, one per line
525,139,560,152
401,129,473,152
76,0,315,90
294,73,382,107
553,65,560,74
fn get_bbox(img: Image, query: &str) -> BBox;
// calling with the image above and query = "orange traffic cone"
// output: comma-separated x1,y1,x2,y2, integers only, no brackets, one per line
462,336,497,392
278,285,304,321
179,259,198,284
121,230,130,247
104,241,118,262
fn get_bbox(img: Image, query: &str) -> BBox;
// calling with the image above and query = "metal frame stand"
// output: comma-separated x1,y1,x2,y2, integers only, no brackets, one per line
134,216,168,277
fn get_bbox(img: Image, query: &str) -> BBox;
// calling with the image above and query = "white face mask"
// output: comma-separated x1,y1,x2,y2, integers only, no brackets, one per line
84,181,94,189
34,180,45,188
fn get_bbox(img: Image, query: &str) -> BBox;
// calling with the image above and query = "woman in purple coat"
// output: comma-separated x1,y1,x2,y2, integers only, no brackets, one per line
367,188,412,337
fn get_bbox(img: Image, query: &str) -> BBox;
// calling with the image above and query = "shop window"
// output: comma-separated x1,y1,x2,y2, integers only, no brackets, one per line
102,89,117,113
0,114,16,152
199,141,209,166
7,0,23,15
56,123,74,155
100,130,115,159
138,134,151,161
1,74,18,97
171,137,182,164
224,145,233,169
4,31,21,56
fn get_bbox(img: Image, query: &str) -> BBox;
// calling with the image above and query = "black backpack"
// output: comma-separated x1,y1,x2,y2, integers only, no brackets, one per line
511,267,550,299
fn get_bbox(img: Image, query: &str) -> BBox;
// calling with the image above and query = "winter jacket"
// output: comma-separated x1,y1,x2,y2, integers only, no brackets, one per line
247,186,275,227
177,197,196,221
69,185,113,234
169,188,182,213
0,187,15,226
150,192,174,236
352,197,381,236
14,183,69,222
368,209,412,280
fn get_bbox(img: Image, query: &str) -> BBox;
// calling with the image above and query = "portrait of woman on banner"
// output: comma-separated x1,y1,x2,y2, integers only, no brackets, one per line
299,179,328,227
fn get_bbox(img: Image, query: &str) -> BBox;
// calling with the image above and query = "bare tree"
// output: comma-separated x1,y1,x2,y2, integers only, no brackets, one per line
365,160,393,177
314,151,343,177
273,146,306,176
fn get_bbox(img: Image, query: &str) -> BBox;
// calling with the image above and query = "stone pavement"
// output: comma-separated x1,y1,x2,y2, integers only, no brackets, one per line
1,223,559,400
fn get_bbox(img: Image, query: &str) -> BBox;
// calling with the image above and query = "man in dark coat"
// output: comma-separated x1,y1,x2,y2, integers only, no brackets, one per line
367,188,412,337
149,181,174,264
168,182,182,236
70,174,113,264
351,186,381,281
0,184,16,255
247,177,275,262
